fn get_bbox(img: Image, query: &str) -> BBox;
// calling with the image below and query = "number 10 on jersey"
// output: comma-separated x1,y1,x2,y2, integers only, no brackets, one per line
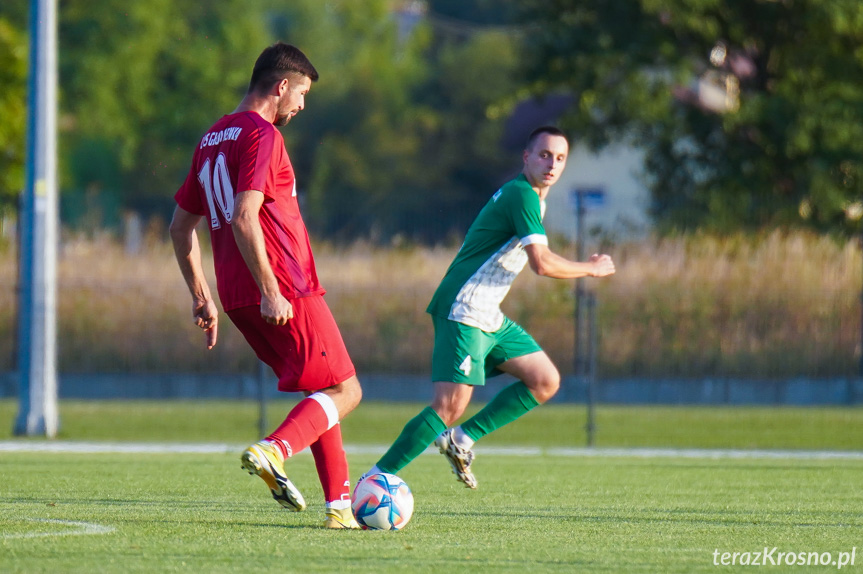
198,153,235,229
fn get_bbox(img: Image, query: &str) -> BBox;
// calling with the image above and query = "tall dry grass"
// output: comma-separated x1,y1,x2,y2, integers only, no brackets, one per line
596,232,861,377
0,230,859,378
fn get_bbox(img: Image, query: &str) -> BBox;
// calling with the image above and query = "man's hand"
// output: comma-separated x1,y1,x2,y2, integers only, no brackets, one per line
192,298,219,349
261,292,293,326
589,254,616,277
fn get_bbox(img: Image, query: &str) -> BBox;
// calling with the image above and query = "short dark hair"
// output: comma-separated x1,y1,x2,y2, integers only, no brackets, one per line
248,43,319,93
525,126,569,150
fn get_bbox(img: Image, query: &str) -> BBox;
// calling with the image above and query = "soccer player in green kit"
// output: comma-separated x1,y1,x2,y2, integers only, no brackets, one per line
361,126,616,489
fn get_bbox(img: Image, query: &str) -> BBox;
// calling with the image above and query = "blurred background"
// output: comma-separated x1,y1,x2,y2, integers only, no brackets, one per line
1,0,862,416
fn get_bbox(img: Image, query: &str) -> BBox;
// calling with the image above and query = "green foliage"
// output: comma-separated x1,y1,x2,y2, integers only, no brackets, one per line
430,0,521,25
0,0,529,240
8,1,863,238
0,15,27,214
58,0,270,221
521,0,863,235
275,0,523,242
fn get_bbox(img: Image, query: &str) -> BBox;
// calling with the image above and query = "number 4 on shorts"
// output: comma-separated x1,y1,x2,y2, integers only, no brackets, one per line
458,355,472,375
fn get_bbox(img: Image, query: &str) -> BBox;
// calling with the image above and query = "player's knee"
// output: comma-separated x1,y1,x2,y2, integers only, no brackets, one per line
545,370,561,399
528,368,560,404
348,381,362,410
331,376,362,417
431,383,472,425
346,378,362,410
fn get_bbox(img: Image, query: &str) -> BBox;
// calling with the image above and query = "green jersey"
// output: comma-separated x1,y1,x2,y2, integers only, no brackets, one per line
427,174,548,332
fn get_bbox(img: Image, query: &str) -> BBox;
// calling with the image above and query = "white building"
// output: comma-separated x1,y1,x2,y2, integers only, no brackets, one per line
544,143,650,241
503,96,651,240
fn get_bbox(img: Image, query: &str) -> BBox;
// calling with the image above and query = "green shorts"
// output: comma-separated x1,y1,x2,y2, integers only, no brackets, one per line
430,315,542,386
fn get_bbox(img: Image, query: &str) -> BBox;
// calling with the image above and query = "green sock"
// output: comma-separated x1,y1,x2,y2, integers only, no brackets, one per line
376,406,447,474
460,381,540,442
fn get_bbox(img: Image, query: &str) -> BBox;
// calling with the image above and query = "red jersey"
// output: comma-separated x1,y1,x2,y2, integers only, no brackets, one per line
174,111,324,311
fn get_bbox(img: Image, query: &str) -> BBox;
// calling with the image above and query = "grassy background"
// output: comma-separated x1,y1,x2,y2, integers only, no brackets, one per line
2,401,860,572
0,230,861,378
3,222,861,574
2,452,860,573
1,399,861,450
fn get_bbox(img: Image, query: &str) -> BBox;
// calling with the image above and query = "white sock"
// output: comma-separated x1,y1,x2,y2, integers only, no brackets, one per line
451,426,475,449
326,500,351,510
307,392,339,430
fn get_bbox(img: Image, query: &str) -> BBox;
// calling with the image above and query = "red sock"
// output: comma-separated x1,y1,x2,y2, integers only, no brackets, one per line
266,397,330,458
310,424,351,506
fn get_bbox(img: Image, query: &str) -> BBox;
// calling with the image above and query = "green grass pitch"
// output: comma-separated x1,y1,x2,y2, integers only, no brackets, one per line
2,399,862,450
2,453,861,573
1,400,861,572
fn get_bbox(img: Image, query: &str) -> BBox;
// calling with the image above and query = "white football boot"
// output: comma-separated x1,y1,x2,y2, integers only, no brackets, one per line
434,428,478,489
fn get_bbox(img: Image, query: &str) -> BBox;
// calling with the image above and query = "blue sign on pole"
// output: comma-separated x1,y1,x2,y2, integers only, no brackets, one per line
569,187,606,211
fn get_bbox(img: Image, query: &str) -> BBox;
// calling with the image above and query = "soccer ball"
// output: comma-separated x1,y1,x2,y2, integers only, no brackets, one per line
351,473,414,530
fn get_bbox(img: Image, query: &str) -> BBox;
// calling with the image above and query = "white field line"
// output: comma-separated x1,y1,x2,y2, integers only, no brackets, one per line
2,519,115,540
1,441,862,460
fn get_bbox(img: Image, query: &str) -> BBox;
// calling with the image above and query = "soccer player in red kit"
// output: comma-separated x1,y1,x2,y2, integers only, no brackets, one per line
169,43,362,529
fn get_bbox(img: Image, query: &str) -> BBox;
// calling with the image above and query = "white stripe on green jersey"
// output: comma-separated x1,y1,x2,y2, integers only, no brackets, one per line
427,174,547,332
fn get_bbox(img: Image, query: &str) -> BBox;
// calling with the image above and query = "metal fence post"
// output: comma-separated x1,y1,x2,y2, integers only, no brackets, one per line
257,360,268,438
15,0,59,438
586,292,598,447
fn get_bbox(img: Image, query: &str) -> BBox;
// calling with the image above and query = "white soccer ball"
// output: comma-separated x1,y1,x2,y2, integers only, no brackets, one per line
351,472,414,530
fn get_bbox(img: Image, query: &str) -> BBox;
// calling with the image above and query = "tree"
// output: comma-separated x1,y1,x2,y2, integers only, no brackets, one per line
520,0,863,235
4,0,530,242
0,15,27,216
57,0,272,224
265,0,437,240
272,0,524,242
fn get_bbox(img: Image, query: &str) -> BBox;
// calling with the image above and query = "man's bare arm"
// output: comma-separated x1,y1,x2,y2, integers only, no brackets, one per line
169,206,218,349
232,190,293,325
524,243,615,279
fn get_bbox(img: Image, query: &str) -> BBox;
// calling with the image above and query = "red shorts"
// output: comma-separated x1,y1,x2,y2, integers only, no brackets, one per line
227,295,356,393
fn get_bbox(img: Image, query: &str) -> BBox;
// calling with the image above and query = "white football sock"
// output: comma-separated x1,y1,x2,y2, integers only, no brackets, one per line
307,392,339,430
451,426,475,449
